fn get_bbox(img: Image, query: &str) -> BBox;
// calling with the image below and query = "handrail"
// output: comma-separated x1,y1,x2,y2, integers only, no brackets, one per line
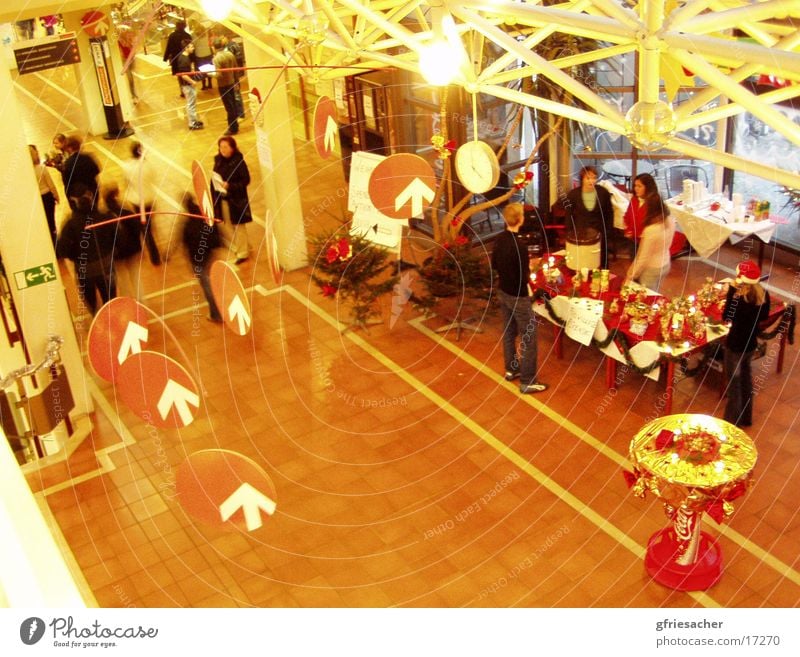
0,335,63,391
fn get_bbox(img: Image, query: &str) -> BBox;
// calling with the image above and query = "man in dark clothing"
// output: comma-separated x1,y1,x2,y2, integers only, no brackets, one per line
174,40,203,130
163,20,191,96
61,135,100,207
564,165,614,268
55,184,118,315
211,39,239,135
491,202,548,394
221,35,245,118
182,197,222,323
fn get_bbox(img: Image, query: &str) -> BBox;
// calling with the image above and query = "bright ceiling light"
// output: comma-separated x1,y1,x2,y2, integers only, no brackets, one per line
625,100,677,151
419,39,463,86
200,0,234,21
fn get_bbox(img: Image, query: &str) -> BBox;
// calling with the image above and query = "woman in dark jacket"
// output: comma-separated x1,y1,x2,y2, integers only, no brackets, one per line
211,135,252,264
722,260,770,427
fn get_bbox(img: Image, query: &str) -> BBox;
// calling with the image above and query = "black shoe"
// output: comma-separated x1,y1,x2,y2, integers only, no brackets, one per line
234,256,249,265
504,370,520,381
189,123,204,130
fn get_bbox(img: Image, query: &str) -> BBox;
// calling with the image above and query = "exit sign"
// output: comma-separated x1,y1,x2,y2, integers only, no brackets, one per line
14,263,57,290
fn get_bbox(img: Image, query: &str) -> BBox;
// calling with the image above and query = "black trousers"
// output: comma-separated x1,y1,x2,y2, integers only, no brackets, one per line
41,192,57,246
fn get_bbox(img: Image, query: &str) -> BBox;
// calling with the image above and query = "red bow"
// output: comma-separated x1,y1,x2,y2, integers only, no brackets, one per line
655,429,674,451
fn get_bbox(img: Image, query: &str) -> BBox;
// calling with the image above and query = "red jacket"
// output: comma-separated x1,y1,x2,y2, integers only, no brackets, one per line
623,197,647,241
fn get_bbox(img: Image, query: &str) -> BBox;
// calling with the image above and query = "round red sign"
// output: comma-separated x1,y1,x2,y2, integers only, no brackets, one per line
176,450,277,532
313,96,338,159
210,260,252,336
367,153,436,219
87,297,150,382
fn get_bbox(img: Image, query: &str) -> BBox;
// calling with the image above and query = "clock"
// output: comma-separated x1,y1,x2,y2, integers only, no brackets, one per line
454,140,500,194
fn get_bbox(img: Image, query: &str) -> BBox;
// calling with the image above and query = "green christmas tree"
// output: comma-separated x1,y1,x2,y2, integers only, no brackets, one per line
308,227,398,329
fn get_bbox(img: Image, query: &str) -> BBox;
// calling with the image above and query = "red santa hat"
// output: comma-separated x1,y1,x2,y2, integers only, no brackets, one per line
736,260,761,284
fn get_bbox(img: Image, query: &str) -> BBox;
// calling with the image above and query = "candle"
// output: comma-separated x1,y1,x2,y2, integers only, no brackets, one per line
548,256,555,267
543,264,549,273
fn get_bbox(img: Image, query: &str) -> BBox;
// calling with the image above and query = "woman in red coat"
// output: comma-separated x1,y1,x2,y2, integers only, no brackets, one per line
623,173,659,246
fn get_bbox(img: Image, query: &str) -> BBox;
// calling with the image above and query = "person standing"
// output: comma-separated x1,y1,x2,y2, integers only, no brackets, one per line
212,136,252,264
174,39,204,130
622,172,659,250
211,38,239,135
182,197,222,323
624,194,675,291
189,19,213,90
121,141,161,265
491,202,548,394
29,144,60,246
564,165,614,268
722,260,770,428
61,135,100,206
163,20,191,97
221,35,245,119
117,24,139,103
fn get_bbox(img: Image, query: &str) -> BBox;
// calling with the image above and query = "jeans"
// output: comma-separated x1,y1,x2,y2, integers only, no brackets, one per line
724,348,754,427
183,84,198,126
232,80,244,117
218,85,239,133
498,290,539,385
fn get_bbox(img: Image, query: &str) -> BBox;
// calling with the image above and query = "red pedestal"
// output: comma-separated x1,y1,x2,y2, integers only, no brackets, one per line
645,527,723,591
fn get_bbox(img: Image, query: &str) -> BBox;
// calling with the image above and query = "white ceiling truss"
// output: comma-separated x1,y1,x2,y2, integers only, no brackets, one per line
164,0,800,188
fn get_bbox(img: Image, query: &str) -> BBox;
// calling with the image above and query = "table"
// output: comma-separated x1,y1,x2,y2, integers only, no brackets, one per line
601,159,655,188
532,273,793,416
666,195,776,265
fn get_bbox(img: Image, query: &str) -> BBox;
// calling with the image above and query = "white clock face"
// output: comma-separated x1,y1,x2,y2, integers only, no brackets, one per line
455,141,500,194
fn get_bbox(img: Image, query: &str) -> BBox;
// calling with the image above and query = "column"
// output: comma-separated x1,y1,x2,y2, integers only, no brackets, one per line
0,62,91,417
242,29,307,271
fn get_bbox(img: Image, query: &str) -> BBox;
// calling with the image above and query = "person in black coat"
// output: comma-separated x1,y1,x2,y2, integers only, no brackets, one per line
491,202,548,394
211,136,252,264
722,260,771,427
163,20,191,95
102,183,145,301
61,135,100,207
182,197,222,323
56,184,117,315
564,165,614,268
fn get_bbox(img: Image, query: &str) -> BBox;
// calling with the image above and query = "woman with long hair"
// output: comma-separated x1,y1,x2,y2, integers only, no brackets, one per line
722,260,770,427
622,172,659,247
624,193,675,291
211,135,252,264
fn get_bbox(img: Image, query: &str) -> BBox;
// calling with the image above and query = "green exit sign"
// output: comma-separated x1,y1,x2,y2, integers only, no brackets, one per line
14,263,57,290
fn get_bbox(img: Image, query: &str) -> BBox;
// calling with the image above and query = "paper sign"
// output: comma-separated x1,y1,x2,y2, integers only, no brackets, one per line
565,298,605,346
351,208,402,253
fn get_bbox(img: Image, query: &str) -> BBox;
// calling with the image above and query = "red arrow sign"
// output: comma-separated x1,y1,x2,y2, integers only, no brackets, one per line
210,260,251,336
117,351,200,428
368,153,436,219
176,450,277,532
313,96,338,159
87,297,150,382
81,11,110,38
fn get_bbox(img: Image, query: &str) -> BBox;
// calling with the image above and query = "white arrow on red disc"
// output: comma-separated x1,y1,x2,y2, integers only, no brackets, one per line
87,297,150,382
210,260,251,336
117,351,200,429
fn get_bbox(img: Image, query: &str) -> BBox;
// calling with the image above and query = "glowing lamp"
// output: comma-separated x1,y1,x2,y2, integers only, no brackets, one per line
624,100,676,151
200,0,234,21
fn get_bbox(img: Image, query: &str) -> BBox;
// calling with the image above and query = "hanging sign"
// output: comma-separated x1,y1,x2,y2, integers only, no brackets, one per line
87,297,150,382
367,153,436,219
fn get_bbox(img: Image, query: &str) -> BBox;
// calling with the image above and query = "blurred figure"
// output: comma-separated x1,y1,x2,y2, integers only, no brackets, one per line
121,140,161,265
189,19,213,90
117,24,139,103
45,132,67,172
624,194,675,292
29,144,60,246
56,184,117,315
61,135,100,207
182,197,222,323
102,182,144,301
221,34,245,118
212,136,252,264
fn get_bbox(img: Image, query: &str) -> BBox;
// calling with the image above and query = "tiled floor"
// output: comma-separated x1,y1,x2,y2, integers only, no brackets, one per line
13,56,800,608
